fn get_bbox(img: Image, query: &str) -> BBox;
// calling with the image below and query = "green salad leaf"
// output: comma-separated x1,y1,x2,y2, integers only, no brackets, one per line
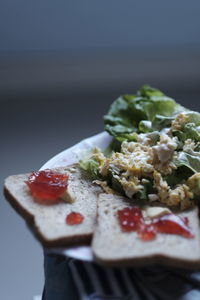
104,95,138,141
104,85,186,141
164,166,193,188
106,169,124,195
79,157,100,179
186,112,200,125
174,151,200,173
173,124,200,143
172,112,200,143
184,123,200,142
80,85,200,209
103,139,122,157
135,178,154,201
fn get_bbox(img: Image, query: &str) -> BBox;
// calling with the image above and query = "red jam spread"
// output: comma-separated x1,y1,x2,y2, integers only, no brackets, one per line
137,223,157,241
66,212,84,225
117,207,194,241
117,207,143,231
26,170,69,204
152,214,193,239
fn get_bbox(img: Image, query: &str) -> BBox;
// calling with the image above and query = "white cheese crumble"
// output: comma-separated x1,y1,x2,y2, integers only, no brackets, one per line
148,194,159,202
152,134,177,174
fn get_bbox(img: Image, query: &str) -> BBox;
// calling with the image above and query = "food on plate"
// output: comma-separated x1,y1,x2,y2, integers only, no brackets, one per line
4,85,200,268
66,212,84,225
81,85,200,210
92,194,200,268
117,206,193,240
26,169,69,204
4,164,101,247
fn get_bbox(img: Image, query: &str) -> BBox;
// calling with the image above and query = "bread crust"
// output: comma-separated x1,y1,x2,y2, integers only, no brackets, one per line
4,165,100,248
4,185,92,248
94,252,200,270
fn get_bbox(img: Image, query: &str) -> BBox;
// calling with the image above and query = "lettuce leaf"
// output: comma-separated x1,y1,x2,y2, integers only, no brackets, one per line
104,85,186,141
184,123,200,141
173,123,200,143
104,95,139,141
103,139,122,157
186,112,200,125
174,152,200,173
135,178,154,202
164,167,193,188
79,157,100,179
172,112,200,143
106,169,124,195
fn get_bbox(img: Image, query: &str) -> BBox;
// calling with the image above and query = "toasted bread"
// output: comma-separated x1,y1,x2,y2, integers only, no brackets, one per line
92,193,200,269
4,164,101,248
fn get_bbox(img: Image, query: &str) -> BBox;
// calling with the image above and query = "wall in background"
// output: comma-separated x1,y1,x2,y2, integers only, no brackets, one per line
1,0,200,52
1,0,200,99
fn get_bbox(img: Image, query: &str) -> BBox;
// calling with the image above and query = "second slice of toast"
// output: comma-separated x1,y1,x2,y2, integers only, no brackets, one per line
92,193,200,269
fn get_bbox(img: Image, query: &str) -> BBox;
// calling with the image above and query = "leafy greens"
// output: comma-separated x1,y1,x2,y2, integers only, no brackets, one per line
104,85,186,142
80,85,200,207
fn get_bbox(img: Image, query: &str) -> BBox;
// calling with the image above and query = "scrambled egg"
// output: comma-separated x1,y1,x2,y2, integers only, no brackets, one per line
153,170,193,210
171,112,189,130
93,180,117,194
187,173,200,195
183,139,196,153
93,133,180,201
91,113,200,209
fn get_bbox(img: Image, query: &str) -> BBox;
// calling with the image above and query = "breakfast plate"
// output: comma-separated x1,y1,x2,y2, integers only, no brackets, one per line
4,85,200,299
41,131,112,261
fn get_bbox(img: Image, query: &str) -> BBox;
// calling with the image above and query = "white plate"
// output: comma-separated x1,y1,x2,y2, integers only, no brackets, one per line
41,132,112,261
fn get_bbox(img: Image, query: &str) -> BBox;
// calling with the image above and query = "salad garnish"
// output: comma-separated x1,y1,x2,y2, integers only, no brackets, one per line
80,85,200,210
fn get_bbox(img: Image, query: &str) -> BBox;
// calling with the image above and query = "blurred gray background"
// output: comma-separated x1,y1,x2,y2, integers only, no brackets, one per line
1,1,200,299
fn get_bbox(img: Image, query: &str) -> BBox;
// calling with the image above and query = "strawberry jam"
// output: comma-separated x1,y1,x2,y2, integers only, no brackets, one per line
66,212,84,225
137,223,157,241
117,207,194,241
152,214,194,239
26,170,69,204
117,207,143,232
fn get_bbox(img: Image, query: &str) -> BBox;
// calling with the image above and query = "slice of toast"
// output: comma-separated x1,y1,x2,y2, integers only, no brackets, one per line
4,164,101,248
92,193,200,269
